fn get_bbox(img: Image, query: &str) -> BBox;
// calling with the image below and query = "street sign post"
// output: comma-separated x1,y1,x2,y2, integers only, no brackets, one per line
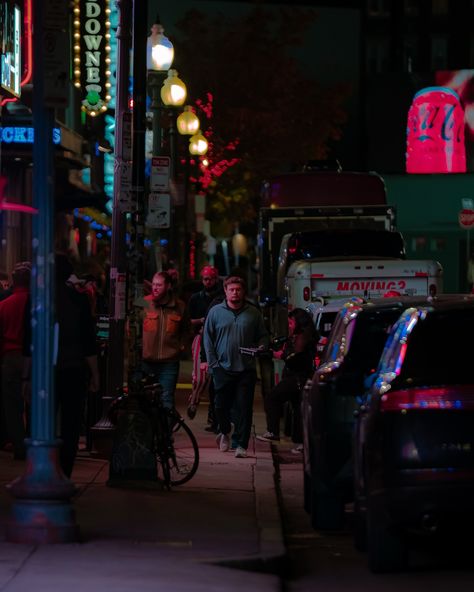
459,208,474,229
150,156,171,191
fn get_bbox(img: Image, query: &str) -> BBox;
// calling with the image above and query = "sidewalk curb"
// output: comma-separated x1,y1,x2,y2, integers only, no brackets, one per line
214,441,289,576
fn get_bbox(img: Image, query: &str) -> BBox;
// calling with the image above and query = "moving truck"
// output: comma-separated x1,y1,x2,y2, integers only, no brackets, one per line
286,258,443,311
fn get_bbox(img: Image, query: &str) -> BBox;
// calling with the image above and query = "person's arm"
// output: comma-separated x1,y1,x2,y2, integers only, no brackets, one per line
202,311,218,369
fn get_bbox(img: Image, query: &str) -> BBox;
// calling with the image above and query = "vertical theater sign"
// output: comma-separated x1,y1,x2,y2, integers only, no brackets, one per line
73,0,112,116
406,86,466,173
0,1,21,98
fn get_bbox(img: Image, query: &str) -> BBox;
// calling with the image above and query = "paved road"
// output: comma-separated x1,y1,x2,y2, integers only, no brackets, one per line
275,441,474,591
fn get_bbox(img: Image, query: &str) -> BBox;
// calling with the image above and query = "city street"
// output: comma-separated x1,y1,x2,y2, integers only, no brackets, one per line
1,360,474,590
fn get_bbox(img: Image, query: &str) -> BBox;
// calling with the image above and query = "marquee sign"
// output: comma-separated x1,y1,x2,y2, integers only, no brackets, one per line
73,0,112,116
0,1,21,98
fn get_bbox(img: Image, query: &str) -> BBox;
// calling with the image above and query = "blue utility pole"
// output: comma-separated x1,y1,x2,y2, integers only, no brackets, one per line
6,0,77,543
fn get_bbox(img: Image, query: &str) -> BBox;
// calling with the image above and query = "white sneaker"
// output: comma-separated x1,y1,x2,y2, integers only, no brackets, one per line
235,446,247,458
216,433,230,452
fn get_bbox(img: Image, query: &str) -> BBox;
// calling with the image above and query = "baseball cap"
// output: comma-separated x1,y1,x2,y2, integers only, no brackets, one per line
201,265,218,278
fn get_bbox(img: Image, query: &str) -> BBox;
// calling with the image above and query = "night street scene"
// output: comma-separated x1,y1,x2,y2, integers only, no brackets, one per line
2,0,474,590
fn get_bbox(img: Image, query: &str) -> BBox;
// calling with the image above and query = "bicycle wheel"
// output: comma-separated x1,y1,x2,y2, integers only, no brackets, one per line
155,414,172,488
167,414,199,486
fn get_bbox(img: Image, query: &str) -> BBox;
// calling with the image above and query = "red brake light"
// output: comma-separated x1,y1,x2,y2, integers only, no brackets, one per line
429,283,437,297
380,386,474,411
303,286,310,301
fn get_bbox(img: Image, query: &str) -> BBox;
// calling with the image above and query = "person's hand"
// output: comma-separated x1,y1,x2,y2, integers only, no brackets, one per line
200,362,209,373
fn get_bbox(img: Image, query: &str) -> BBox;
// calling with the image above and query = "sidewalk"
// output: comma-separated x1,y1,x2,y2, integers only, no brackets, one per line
0,361,287,591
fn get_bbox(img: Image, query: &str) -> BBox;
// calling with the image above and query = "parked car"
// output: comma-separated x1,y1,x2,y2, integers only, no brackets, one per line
353,298,474,573
302,296,433,530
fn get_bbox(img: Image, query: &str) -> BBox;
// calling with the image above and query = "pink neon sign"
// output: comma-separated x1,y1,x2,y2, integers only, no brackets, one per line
406,86,466,174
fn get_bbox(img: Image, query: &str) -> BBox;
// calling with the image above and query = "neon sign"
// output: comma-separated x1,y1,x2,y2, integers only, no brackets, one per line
73,0,112,116
0,126,61,144
0,2,21,98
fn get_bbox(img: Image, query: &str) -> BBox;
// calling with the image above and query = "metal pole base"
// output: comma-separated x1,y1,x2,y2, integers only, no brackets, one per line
6,440,79,544
6,500,79,544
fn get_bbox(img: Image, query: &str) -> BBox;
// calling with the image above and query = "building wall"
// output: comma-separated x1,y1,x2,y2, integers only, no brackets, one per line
384,173,474,292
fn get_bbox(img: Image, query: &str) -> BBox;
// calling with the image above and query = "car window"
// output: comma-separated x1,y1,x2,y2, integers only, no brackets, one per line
391,308,474,388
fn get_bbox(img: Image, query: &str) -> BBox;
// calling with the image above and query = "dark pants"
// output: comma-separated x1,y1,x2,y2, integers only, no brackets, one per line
1,353,26,459
213,367,257,450
56,365,88,478
265,374,302,438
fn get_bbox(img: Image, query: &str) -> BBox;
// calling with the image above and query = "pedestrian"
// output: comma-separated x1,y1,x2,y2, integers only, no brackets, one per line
0,262,31,460
0,270,11,301
257,308,317,445
142,271,189,409
55,253,100,478
187,265,222,429
202,275,269,458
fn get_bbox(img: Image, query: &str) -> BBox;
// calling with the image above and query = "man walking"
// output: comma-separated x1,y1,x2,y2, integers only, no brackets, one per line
188,265,222,430
202,276,268,458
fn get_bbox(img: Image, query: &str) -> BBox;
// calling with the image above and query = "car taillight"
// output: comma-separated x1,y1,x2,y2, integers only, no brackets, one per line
429,283,437,297
380,386,474,411
303,286,310,301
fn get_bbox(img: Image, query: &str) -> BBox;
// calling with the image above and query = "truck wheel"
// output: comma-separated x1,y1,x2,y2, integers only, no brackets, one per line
367,499,407,573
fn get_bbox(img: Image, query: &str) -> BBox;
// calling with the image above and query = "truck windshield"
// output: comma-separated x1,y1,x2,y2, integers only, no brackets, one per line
288,229,405,261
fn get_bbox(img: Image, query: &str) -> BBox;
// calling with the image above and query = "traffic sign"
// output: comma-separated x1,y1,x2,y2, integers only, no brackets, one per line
150,157,171,191
459,209,474,229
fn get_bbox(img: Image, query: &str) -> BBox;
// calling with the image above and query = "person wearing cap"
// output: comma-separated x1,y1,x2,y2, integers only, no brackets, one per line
0,261,32,460
187,265,223,430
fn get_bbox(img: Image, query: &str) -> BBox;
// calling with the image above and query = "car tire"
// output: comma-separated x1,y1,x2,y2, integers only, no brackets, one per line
310,483,345,530
367,498,407,573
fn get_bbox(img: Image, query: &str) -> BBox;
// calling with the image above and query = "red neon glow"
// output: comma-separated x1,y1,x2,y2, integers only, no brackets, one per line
0,0,33,107
0,176,37,214
406,86,466,173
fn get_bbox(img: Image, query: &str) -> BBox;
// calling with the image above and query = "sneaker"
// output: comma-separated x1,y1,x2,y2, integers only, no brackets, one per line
216,433,230,452
290,444,304,455
256,431,280,443
235,446,247,458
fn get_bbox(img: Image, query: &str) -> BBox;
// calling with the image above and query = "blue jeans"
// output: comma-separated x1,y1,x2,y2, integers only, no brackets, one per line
142,360,180,409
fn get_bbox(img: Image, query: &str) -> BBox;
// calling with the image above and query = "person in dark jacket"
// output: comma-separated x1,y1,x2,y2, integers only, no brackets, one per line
187,265,222,429
257,308,317,443
55,254,99,478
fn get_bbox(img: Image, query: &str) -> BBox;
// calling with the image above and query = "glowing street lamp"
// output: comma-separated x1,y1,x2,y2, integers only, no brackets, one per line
147,23,174,71
177,106,200,136
161,69,187,107
189,130,209,156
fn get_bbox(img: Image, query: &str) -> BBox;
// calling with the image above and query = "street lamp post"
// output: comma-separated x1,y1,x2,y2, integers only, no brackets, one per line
159,70,187,279
146,22,174,274
177,108,201,279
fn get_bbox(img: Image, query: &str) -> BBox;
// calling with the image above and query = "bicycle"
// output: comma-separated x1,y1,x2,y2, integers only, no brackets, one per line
109,377,199,488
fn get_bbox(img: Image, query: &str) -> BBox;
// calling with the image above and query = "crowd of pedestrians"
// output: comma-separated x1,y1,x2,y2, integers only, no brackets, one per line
1,254,317,475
